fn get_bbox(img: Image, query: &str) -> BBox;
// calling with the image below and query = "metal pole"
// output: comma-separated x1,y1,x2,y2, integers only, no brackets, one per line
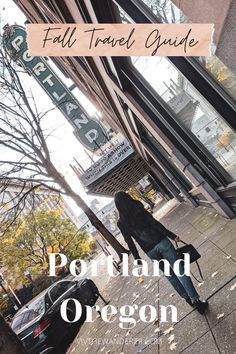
73,157,85,173
84,149,95,164
7,284,22,307
0,274,21,308
0,282,19,310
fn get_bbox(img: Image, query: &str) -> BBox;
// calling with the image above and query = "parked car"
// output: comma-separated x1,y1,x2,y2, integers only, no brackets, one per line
11,278,99,354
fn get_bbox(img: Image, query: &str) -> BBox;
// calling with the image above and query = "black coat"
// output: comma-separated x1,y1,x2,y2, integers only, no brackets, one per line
117,205,176,259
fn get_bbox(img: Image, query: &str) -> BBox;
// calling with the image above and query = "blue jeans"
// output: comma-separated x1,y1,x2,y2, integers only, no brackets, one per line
147,238,200,302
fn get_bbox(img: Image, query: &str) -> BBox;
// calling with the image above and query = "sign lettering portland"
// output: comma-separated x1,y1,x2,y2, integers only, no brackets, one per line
3,25,106,151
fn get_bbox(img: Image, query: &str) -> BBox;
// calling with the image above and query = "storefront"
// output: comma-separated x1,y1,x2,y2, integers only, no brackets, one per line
14,0,236,217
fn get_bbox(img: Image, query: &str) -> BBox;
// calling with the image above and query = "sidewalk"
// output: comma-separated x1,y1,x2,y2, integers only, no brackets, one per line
67,202,236,354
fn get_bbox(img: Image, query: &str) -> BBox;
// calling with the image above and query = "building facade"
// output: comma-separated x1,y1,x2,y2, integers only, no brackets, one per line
0,181,81,229
13,0,236,218
77,199,120,237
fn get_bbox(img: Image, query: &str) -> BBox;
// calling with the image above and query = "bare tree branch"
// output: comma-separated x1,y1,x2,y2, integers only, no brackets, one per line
0,30,127,258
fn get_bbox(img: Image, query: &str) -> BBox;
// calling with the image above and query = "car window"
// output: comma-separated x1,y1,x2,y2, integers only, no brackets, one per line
11,313,30,331
48,281,75,303
30,297,45,315
11,297,45,331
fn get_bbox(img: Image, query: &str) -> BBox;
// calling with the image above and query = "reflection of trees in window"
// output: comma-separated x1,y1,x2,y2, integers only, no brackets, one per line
199,56,236,101
116,0,187,24
117,6,132,24
141,0,187,23
140,1,236,101
132,54,236,179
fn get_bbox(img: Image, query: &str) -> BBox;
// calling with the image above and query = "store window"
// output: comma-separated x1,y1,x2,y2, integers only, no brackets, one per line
140,0,188,23
133,115,194,188
131,56,236,180
138,1,236,101
197,56,236,101
115,1,236,181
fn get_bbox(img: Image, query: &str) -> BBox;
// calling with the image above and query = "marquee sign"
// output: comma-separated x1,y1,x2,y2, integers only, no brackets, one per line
80,139,134,187
3,25,106,152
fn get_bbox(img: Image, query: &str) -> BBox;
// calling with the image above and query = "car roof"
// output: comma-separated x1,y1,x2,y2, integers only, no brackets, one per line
12,278,87,319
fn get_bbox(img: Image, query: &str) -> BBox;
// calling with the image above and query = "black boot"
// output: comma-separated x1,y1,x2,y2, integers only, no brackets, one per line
193,299,209,314
185,297,193,307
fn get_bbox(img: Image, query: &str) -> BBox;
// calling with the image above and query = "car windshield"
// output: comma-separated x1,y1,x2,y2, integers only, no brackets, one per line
11,297,45,331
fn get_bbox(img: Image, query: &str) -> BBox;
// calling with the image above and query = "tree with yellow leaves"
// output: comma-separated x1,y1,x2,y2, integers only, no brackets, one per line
0,210,92,288
205,57,236,99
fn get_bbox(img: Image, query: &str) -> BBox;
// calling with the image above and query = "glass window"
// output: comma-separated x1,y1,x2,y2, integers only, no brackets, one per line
116,2,236,181
198,56,236,101
131,56,236,180
137,1,236,101
49,281,74,302
11,297,45,331
11,311,37,331
140,0,188,23
136,120,194,188
118,6,133,24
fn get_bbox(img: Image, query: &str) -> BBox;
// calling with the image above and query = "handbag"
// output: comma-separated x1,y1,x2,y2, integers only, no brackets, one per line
175,240,204,282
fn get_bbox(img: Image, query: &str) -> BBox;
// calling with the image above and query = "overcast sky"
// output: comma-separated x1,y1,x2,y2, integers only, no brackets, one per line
0,0,113,215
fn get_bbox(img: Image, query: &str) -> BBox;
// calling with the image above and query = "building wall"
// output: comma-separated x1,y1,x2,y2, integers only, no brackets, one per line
216,0,236,75
0,183,81,229
78,200,120,236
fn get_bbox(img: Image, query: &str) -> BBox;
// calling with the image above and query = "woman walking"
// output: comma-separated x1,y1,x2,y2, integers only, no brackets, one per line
114,191,208,314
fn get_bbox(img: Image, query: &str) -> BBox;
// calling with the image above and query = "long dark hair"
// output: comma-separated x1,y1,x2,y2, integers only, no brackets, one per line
114,191,151,228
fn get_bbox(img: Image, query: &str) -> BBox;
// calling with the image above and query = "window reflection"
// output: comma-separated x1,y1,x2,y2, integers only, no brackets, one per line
198,56,236,101
140,0,188,23
132,56,236,180
140,1,236,101
117,5,133,24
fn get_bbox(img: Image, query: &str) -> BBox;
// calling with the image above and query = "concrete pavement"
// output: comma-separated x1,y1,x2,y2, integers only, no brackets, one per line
67,201,236,354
